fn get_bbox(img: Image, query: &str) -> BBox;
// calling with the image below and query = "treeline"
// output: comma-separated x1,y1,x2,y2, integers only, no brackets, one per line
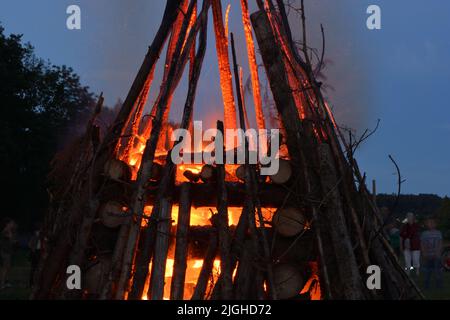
377,193,450,237
376,193,443,219
0,24,118,231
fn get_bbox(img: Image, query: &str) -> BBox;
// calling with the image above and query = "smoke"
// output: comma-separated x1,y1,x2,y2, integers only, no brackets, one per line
80,1,373,135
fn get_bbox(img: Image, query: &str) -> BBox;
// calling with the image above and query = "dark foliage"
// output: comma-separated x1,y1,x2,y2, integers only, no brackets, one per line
377,193,444,221
0,25,97,231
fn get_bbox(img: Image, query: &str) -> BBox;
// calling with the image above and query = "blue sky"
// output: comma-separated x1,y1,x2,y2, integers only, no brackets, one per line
1,0,449,196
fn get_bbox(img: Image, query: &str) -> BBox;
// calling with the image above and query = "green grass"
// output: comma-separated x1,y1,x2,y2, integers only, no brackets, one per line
0,248,449,300
414,271,450,300
0,248,31,300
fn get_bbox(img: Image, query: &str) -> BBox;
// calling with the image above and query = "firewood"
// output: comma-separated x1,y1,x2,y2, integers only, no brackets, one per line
273,263,304,300
200,164,216,183
183,170,200,183
214,121,233,300
191,227,218,300
235,165,246,181
233,239,256,300
231,32,276,299
269,159,292,184
171,183,192,300
148,198,173,300
104,159,132,181
318,143,365,299
90,224,120,253
128,2,210,300
272,207,307,237
271,229,315,264
84,256,112,297
94,0,183,167
115,0,203,300
98,201,128,228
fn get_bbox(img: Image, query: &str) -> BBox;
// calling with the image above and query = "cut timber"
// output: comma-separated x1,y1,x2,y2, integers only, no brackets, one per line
191,228,218,300
272,207,307,237
84,256,112,297
148,198,173,300
273,264,304,300
170,183,192,300
215,121,232,300
95,0,182,166
239,0,265,131
98,201,128,228
183,170,200,183
318,143,365,299
235,165,246,181
104,159,132,181
115,0,201,300
251,11,304,166
200,164,216,183
211,0,237,130
269,159,291,184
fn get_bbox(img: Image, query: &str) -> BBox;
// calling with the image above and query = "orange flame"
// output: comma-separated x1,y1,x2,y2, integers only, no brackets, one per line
212,0,237,131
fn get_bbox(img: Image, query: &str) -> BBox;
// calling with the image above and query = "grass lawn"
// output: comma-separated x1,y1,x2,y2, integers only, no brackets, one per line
1,248,449,300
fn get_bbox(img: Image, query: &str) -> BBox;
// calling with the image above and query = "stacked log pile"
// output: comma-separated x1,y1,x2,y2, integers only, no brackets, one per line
33,0,423,300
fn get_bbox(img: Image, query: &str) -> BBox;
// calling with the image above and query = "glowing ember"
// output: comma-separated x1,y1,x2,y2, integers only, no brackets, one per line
212,0,237,131
240,0,266,131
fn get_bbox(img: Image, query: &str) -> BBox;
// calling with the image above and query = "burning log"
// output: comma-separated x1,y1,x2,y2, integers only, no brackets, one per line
215,121,233,300
231,31,277,300
272,207,307,238
129,1,211,300
233,239,256,299
235,165,246,182
200,164,216,183
191,224,218,300
273,263,305,300
148,198,174,300
268,159,292,184
318,143,365,299
114,0,202,300
84,256,112,298
95,0,183,167
239,0,266,131
98,201,128,229
211,0,237,131
183,170,201,183
170,183,192,300
140,0,190,141
104,159,132,182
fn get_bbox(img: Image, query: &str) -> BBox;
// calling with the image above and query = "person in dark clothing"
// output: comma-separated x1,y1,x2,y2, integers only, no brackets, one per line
0,218,17,289
400,212,421,276
421,217,443,289
387,221,401,258
28,222,44,288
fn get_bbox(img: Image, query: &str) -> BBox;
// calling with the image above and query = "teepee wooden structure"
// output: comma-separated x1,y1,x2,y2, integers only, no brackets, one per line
32,0,423,300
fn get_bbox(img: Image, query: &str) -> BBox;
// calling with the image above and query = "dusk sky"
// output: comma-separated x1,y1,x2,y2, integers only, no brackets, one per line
1,0,449,196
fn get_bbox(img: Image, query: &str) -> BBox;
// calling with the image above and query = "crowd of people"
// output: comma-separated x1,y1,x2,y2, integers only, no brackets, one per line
387,213,445,290
1,214,446,293
0,218,43,291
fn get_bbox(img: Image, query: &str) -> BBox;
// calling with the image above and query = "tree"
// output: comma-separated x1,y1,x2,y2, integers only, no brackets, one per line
436,197,450,239
0,25,96,231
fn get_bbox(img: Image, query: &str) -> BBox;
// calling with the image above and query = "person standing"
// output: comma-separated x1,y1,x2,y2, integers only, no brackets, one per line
0,218,17,290
400,212,421,276
421,217,443,289
28,222,44,288
388,221,401,258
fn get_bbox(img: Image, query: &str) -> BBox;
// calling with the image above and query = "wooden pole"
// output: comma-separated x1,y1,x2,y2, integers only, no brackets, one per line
191,225,218,300
114,0,200,300
95,0,182,165
148,198,173,300
215,121,233,299
170,183,192,300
